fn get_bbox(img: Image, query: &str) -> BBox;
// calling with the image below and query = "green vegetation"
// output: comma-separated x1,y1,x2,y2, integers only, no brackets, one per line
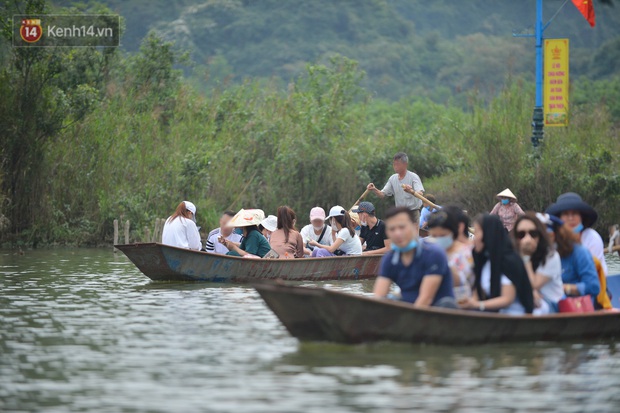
0,0,619,247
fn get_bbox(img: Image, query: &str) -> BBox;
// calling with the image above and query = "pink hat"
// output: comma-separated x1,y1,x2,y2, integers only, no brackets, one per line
309,207,326,221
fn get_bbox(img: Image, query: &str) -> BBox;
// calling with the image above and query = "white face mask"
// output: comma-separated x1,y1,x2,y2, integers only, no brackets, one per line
361,220,368,227
313,225,323,231
331,218,339,228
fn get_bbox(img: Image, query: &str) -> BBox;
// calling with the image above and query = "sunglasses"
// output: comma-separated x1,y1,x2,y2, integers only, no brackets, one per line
516,229,540,240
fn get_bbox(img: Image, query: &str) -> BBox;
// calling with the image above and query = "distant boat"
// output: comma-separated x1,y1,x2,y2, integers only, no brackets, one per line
115,243,382,282
254,282,620,345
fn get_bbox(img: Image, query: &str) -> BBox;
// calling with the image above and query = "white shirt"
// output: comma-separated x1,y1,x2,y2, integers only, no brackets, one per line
300,224,333,246
205,228,243,254
481,262,525,315
381,171,425,211
162,216,201,250
336,228,363,256
580,228,608,276
536,251,564,303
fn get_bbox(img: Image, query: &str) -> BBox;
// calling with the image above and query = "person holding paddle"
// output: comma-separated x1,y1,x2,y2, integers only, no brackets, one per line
366,152,425,224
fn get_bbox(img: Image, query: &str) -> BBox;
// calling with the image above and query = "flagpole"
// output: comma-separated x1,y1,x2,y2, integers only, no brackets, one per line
531,0,544,151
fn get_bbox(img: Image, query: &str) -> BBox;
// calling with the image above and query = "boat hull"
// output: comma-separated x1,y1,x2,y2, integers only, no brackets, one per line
255,283,620,345
115,243,382,282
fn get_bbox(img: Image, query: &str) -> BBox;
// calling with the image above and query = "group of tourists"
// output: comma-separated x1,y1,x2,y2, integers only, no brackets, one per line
374,190,611,315
160,151,613,315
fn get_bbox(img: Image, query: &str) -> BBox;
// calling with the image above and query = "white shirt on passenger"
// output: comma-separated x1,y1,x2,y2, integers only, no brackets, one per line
480,261,526,315
335,228,363,256
205,228,243,254
580,228,608,276
536,251,564,304
300,224,333,246
381,170,425,211
162,216,201,250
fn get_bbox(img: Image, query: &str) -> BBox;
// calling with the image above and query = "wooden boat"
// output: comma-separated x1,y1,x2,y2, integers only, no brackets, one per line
115,242,382,282
254,280,620,345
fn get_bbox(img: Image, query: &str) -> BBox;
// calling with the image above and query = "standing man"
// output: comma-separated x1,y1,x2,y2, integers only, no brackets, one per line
352,201,390,255
367,152,425,224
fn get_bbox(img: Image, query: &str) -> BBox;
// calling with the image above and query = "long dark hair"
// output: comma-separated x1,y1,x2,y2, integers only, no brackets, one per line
553,223,579,258
277,205,297,243
513,212,552,271
244,225,260,237
332,209,355,238
473,214,534,313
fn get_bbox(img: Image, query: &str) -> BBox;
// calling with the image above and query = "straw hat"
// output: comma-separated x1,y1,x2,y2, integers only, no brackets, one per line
260,215,278,232
546,192,598,228
496,188,517,201
226,209,265,227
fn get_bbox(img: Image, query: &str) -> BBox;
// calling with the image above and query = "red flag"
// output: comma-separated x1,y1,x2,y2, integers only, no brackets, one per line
571,0,596,27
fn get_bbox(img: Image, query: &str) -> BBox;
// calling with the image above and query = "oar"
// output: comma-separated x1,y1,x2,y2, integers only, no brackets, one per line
350,189,370,210
401,185,440,210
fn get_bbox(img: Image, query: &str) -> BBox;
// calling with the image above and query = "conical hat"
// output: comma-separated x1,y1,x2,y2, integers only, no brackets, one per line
496,188,517,200
226,209,265,227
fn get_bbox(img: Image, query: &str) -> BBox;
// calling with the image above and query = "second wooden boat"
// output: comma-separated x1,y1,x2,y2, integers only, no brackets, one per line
115,242,382,282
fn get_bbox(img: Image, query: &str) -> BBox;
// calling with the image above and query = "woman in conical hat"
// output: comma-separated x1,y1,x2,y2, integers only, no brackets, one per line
490,188,525,232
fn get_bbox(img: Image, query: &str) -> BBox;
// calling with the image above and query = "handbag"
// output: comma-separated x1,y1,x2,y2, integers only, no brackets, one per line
558,295,595,313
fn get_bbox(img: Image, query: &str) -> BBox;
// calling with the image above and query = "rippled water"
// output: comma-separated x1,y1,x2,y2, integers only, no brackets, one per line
1,249,620,412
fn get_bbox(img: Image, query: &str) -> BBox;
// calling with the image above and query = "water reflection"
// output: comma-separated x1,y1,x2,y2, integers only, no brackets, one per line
0,249,619,412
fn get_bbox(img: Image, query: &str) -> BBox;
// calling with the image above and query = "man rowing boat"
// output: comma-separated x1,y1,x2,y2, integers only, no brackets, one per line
366,152,425,224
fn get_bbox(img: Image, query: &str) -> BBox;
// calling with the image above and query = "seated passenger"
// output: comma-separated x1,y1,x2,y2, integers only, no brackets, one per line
300,207,333,256
373,207,455,308
259,215,277,242
547,215,600,303
459,214,534,314
419,194,441,231
546,192,608,276
426,207,474,301
269,206,304,258
352,201,391,255
309,206,362,257
513,213,563,314
205,210,243,254
220,209,271,258
162,201,201,251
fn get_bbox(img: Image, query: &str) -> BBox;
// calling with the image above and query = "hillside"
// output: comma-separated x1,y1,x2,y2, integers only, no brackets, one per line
56,0,620,100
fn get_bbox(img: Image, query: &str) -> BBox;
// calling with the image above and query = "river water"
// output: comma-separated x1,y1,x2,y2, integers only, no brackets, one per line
1,249,620,413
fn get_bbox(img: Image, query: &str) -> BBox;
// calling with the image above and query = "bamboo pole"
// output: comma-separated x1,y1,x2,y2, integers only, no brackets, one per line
350,189,370,210
402,185,440,210
124,220,130,244
144,226,151,243
113,219,119,252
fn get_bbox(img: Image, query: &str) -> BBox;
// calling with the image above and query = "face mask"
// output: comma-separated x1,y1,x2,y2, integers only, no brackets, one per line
331,218,338,228
313,225,323,231
501,199,510,205
434,235,454,250
573,223,584,234
391,238,418,253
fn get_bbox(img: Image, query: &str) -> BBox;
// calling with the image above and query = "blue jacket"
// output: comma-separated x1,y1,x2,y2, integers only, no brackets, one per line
560,244,600,297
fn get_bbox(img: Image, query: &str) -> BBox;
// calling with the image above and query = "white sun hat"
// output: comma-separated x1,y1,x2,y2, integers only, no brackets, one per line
226,209,265,227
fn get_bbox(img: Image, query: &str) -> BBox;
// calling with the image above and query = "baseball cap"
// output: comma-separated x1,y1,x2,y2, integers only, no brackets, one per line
352,201,375,215
325,205,346,220
309,207,326,221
